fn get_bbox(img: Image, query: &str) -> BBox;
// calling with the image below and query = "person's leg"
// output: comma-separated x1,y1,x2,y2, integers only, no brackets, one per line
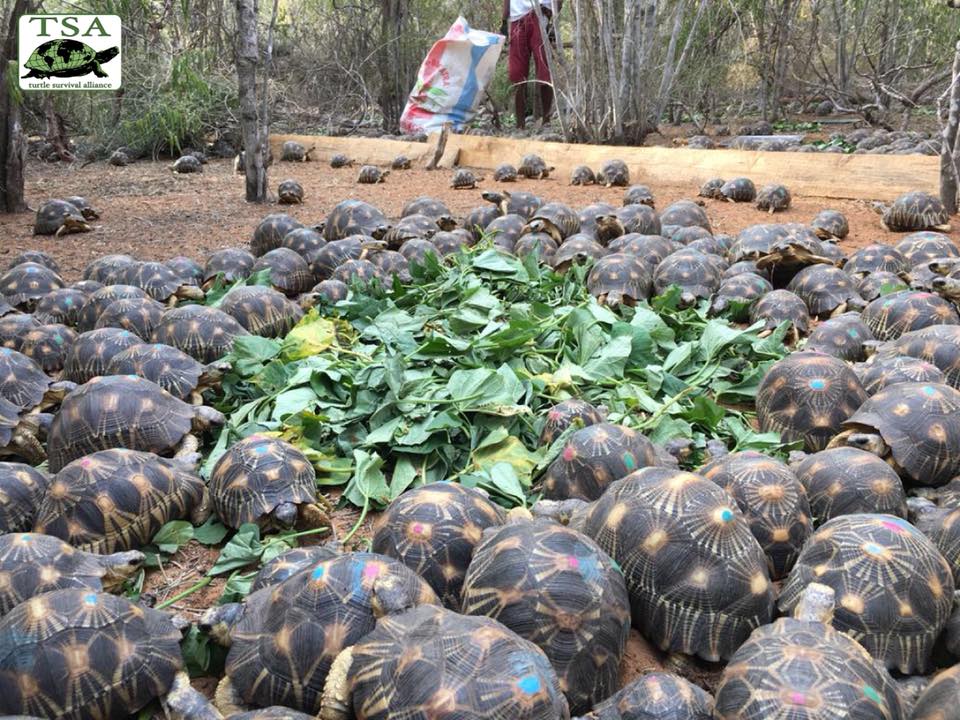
531,13,553,123
508,14,532,129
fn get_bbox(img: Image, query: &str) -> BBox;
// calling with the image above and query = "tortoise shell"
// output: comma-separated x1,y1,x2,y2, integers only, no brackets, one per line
335,603,568,719
64,196,98,220
208,435,321,530
668,225,712,246
310,237,364,280
8,250,59,273
895,231,959,265
723,260,765,279
710,273,773,320
332,259,382,286
729,223,789,263
787,265,862,317
433,229,474,255
310,279,349,304
46,375,216,473
883,192,951,232
252,213,304,256
106,343,211,402
910,502,960,585
659,200,711,233
371,482,506,608
464,205,502,240
33,288,88,326
839,381,960,486
0,263,64,310
586,253,652,306
527,203,581,243
756,183,792,213
398,238,441,266
368,249,410,282
223,552,438,713
876,325,960,388
451,169,480,189
252,247,314,297
542,423,659,502
623,184,655,207
794,447,906,523
652,249,723,303
855,355,944,395
281,141,310,161
0,399,42,464
62,327,142,384
33,199,90,235
277,179,304,204
687,235,729,256
357,165,387,184
391,155,411,170
220,286,303,337
164,256,204,286
857,271,909,301
82,254,136,284
0,314,40,352
583,673,714,720
578,203,618,238
94,297,165,340
570,165,596,186
483,190,543,219
912,664,960,720
0,348,51,412
861,290,960,341
281,227,327,260
805,312,873,362
700,451,813,579
518,153,552,179
383,213,441,248
323,200,389,242
757,351,868,452
461,519,630,714
0,463,49,533
580,467,775,661
539,399,605,446
35,448,207,551
0,533,142,615
0,590,183,720
811,209,849,240
607,234,678,273
251,545,340,592
844,244,909,277
493,163,518,182
721,177,757,202
151,304,249,363
779,513,953,673
615,204,661,236
698,178,724,199
401,196,452,220
77,284,148,332
172,155,203,173
117,261,196,302
714,612,905,720
203,247,256,284
598,159,629,187
329,153,352,168
487,214,528,252
18,323,77,374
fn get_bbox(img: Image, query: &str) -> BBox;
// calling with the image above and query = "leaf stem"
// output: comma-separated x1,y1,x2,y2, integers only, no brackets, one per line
157,576,212,609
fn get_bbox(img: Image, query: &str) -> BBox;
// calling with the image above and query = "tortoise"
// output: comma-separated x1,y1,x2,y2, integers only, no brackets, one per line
0,533,143,615
755,183,792,213
46,375,224,473
709,273,773,320
0,399,44,465
622,184,655,207
779,513,953,673
752,225,834,279
106,343,227,403
82,253,137,284
586,253,652,306
164,256,205,286
398,238,441,266
319,603,569,720
597,159,630,187
432,230,474,255
18,323,77,374
873,325,960,388
787,265,864,318
208,435,332,531
281,140,314,162
713,583,906,720
329,153,353,168
118,261,206,305
818,240,846,264
907,498,960,584
539,399,606,446
203,552,439,715
493,163,518,182
64,196,99,221
812,209,850,240
570,165,596,186
593,214,631,246
151,304,250,363
402,196,452,220
698,178,725,199
580,673,713,720
0,262,64,310
251,247,314,297
371,482,506,608
461,515,631,714
357,165,388,184
518,153,554,179
219,285,303,337
858,271,910,301
896,231,959,265
109,149,130,166
282,227,327,264
668,225,713,245
233,148,276,173
729,223,791,264
861,290,960,341
323,200,389,241
451,169,483,189
482,189,544,219
277,178,304,204
0,314,40,352
71,279,105,294
309,279,349,304
33,199,91,236
22,37,118,78
541,422,659,502
77,284,149,332
310,237,365,279
722,259,766,279
515,233,558,263
721,177,758,202
250,544,341,592
757,351,868,452
805,312,874,362
855,354,944,395
391,154,412,170
0,462,49,532
912,665,960,720
203,247,256,286
368,249,410,282
524,203,581,243
881,191,951,232
577,467,775,661
7,250,59,273
171,154,203,173
62,327,143,384
251,213,304,256
659,199,711,233
829,381,960,487
579,203,619,239
35,447,208,551
652,249,723,306
607,234,678,272
699,451,813,579
844,244,910,277
906,256,959,292
0,347,69,413
31,288,88,326
383,213,442,249
793,447,907,524
332,259,383,286
486,213,529,252
228,709,316,720
0,589,216,719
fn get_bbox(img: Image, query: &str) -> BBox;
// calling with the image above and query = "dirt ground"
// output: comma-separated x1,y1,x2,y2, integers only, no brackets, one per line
3,157,955,281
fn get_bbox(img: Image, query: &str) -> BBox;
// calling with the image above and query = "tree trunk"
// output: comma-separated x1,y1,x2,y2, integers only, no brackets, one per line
43,96,74,163
378,0,406,133
0,0,30,213
235,0,267,202
940,40,960,215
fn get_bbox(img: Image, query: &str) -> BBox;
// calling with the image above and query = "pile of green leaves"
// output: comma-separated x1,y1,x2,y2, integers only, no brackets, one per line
205,247,789,511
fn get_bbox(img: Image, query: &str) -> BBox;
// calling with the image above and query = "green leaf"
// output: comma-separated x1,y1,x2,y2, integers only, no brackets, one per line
681,395,726,430
208,524,262,576
152,520,193,555
218,571,256,604
343,449,391,509
193,516,229,545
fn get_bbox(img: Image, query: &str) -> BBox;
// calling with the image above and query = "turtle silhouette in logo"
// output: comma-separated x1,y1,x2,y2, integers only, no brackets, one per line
22,39,119,79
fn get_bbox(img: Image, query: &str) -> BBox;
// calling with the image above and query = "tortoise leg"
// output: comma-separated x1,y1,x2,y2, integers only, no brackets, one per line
935,223,953,232
190,391,203,406
214,676,251,717
163,671,223,720
825,429,854,450
298,502,334,537
320,647,355,720
174,434,202,467
11,426,45,465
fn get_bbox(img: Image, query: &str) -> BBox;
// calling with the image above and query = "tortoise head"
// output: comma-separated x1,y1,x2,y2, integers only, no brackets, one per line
272,501,298,529
192,404,226,432
370,574,418,618
99,549,146,590
199,602,246,646
792,582,835,624
59,212,92,235
435,215,457,231
529,498,589,526
844,430,889,458
481,190,508,211
200,360,231,387
932,276,960,302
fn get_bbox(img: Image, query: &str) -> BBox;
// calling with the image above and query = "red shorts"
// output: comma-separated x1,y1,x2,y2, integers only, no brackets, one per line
508,11,551,84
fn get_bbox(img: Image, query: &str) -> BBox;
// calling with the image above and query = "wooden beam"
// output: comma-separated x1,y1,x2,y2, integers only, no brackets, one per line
270,134,434,167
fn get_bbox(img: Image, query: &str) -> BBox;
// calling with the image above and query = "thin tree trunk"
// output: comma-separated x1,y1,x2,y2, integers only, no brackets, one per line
655,0,708,121
43,96,74,162
940,40,960,215
0,0,30,213
235,0,267,202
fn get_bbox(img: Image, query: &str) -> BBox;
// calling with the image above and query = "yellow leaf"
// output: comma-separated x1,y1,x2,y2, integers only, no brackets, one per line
281,309,337,360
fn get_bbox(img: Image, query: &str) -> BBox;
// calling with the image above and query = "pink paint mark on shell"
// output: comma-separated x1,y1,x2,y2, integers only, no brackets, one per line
788,692,806,706
562,446,576,462
566,556,580,569
80,459,92,468
412,523,424,535
363,563,381,579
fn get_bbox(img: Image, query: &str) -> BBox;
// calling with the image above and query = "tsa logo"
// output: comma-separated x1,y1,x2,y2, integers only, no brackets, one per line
19,15,121,90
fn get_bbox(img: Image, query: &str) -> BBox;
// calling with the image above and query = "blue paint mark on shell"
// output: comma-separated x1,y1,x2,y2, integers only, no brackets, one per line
809,378,827,390
922,385,936,397
83,593,97,605
720,508,734,522
311,565,325,581
517,674,542,695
